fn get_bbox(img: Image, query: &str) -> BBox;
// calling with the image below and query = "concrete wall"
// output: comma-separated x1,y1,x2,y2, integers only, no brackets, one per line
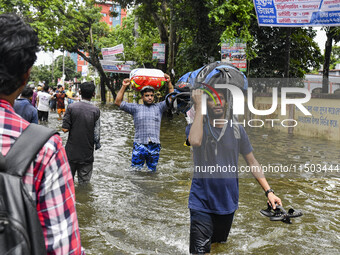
251,93,340,141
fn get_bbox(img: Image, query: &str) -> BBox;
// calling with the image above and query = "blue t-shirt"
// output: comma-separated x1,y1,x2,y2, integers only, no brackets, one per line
13,98,38,124
187,123,253,215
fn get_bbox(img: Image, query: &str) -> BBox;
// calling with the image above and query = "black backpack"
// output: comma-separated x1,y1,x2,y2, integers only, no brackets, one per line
0,124,57,255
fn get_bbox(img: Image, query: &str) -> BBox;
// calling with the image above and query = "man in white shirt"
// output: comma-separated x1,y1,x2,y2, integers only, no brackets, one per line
36,84,52,123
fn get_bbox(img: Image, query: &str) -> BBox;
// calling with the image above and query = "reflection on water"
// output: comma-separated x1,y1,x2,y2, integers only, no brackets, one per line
47,105,339,255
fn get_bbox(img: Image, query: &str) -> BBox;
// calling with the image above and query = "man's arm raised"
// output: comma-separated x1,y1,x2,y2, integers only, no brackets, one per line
188,89,204,147
115,78,130,107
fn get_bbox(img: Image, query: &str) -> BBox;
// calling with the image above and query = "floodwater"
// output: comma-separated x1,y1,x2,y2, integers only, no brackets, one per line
46,104,339,255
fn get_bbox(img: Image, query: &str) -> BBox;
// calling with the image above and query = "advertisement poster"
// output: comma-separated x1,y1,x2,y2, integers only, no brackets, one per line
101,44,124,61
152,43,166,64
81,65,88,77
100,60,134,73
221,39,247,72
254,0,340,26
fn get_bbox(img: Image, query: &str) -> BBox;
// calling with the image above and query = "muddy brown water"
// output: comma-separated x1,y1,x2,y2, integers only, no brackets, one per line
46,104,339,255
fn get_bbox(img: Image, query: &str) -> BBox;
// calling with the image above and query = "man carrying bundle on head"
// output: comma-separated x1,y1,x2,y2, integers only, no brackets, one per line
115,69,174,172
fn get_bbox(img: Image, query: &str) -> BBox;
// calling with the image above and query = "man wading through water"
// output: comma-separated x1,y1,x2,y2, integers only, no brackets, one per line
187,88,282,254
115,74,174,171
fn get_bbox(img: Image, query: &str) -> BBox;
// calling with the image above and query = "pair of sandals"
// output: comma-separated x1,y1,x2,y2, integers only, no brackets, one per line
260,203,303,224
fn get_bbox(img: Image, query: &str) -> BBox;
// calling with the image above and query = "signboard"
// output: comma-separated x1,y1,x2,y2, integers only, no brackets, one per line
254,0,340,27
101,44,124,61
81,65,88,77
100,60,134,73
152,43,166,64
221,39,247,72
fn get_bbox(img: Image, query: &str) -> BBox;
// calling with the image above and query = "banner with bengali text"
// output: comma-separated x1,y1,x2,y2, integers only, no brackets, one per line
253,0,340,27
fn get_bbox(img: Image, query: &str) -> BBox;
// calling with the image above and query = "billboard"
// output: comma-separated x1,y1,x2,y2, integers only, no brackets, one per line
221,39,247,72
100,60,134,73
254,0,340,27
152,43,166,64
101,44,124,61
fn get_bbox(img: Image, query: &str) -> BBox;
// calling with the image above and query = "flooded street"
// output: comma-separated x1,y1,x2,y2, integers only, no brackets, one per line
47,104,339,255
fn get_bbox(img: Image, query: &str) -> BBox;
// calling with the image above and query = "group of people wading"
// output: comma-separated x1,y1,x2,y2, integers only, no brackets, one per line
0,13,281,255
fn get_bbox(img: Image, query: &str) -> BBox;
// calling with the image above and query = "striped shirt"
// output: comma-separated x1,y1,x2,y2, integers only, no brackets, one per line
120,101,168,144
0,99,84,255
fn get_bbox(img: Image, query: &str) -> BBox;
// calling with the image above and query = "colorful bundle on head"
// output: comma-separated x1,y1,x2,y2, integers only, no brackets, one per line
130,68,166,92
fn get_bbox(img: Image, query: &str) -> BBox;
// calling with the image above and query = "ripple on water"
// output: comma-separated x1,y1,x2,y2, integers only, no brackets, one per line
47,106,340,254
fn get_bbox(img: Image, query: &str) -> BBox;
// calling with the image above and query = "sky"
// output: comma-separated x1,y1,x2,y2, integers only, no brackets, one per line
35,28,328,66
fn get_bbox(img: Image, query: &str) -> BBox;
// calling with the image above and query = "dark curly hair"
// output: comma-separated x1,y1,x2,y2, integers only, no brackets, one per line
80,82,95,99
0,13,39,95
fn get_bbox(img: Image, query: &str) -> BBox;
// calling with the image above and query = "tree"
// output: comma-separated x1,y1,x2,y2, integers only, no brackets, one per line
116,0,231,79
99,12,160,68
29,65,52,85
116,0,175,74
248,26,322,79
329,45,340,69
1,0,119,103
174,0,225,76
52,55,78,83
52,1,115,102
322,27,340,93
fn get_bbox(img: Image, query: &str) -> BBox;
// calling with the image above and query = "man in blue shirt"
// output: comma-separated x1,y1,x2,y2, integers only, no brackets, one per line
14,86,38,123
115,74,174,171
187,89,282,254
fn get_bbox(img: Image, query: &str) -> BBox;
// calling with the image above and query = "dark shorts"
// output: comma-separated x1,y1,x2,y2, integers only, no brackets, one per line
69,162,93,184
131,142,161,171
190,209,234,254
50,100,56,110
38,110,49,122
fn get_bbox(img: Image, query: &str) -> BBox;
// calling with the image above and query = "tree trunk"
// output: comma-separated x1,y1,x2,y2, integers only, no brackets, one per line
284,28,291,79
323,29,333,93
146,0,169,72
168,7,176,78
76,50,116,103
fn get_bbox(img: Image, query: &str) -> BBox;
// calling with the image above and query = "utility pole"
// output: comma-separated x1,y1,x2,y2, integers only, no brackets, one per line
62,50,65,85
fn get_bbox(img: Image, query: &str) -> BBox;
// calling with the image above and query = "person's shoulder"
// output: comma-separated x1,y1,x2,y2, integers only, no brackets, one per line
14,98,24,104
156,100,167,108
81,101,99,110
121,101,138,108
37,133,64,159
238,124,247,134
92,103,100,111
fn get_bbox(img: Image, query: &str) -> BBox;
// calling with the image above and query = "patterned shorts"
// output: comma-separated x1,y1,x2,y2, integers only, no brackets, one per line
131,142,161,171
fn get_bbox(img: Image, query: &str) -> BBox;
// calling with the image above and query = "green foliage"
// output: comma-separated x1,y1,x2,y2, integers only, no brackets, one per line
29,65,52,85
53,55,77,81
174,0,224,76
249,27,322,78
209,0,255,43
2,0,323,92
330,45,340,69
99,12,160,68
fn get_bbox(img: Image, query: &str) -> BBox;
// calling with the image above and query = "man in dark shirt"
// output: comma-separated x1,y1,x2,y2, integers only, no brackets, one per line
14,86,38,123
62,82,101,184
187,89,282,254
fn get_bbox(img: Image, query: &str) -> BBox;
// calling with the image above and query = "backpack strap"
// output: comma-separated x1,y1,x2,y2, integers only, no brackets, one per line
5,124,58,177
